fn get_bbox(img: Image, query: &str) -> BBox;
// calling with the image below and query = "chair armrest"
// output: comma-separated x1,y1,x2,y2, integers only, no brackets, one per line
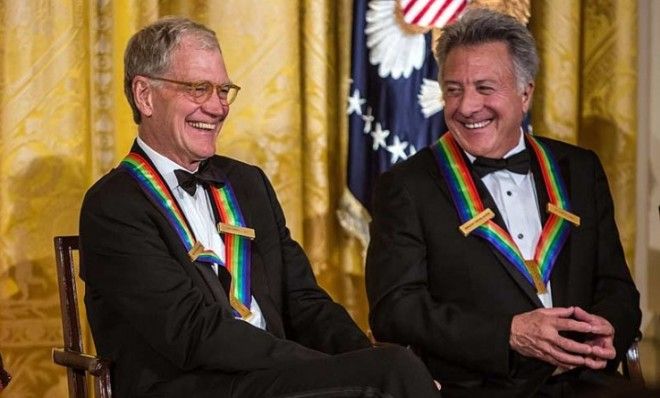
622,337,645,387
52,348,111,378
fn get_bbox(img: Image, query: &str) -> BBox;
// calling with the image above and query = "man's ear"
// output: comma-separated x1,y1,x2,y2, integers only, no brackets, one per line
133,76,154,118
521,82,534,113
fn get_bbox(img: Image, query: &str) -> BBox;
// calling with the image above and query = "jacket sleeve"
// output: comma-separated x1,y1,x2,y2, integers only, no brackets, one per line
365,169,515,377
255,168,371,354
583,151,641,368
80,173,328,374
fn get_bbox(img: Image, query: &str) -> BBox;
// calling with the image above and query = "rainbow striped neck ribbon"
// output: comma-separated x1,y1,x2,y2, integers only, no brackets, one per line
431,133,580,294
119,153,252,318
206,184,253,319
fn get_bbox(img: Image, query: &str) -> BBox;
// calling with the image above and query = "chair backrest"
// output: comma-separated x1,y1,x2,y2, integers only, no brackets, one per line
53,235,112,398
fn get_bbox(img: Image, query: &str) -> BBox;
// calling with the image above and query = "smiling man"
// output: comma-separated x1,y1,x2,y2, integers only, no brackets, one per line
365,8,641,397
80,17,441,398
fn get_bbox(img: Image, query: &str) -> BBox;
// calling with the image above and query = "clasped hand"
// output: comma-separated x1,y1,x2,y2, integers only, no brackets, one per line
509,306,615,371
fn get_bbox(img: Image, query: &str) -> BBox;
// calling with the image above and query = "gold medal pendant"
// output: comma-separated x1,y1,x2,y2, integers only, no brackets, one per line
524,260,547,294
188,241,205,261
230,294,252,319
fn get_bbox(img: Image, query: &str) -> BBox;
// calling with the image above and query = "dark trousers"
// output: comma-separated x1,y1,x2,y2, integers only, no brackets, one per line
231,346,440,398
144,345,440,398
537,368,634,398
436,368,634,398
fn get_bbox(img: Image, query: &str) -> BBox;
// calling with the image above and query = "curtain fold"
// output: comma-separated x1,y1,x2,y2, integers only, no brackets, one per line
530,0,637,270
1,2,95,396
0,1,637,395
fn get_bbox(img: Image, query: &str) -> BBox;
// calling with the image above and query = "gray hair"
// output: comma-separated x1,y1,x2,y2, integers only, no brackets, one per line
124,17,220,124
435,8,539,92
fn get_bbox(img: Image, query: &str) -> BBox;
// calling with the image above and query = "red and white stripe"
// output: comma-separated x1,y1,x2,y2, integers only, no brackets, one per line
400,0,467,28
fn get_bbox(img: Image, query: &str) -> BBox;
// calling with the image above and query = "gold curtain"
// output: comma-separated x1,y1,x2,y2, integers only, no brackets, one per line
0,1,355,396
0,0,637,396
529,0,638,271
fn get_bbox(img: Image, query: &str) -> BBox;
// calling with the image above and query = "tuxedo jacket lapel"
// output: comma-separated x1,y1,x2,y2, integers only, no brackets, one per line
539,152,573,308
125,142,245,308
213,159,286,337
125,147,287,334
427,152,542,307
472,171,543,308
194,261,233,304
530,152,550,226
250,252,286,337
527,140,573,308
125,142,225,304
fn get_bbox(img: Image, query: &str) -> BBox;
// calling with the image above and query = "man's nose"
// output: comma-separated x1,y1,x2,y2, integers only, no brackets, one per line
457,89,483,116
201,90,229,117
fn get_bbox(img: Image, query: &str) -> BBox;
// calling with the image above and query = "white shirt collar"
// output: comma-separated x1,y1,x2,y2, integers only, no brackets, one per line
463,129,528,183
136,137,197,191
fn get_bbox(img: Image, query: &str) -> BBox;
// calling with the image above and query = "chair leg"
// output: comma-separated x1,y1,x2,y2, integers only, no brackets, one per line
96,366,112,398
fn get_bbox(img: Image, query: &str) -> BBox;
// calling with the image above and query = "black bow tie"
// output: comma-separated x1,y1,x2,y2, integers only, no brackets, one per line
472,149,530,178
174,161,224,196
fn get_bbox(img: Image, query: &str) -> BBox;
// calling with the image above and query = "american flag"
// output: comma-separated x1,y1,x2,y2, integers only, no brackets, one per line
401,0,467,28
338,0,464,246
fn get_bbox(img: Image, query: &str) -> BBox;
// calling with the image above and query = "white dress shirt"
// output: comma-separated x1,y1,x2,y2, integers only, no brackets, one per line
466,132,553,307
137,137,267,328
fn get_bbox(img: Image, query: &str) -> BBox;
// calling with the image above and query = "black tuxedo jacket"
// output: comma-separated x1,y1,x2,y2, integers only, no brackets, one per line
365,135,640,397
80,143,370,397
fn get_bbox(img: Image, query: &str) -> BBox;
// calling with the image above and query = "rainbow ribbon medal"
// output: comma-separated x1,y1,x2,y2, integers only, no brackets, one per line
120,153,252,318
431,133,580,294
208,184,254,319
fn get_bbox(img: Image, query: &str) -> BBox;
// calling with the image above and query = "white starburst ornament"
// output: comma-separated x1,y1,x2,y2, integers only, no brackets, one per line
365,0,426,79
418,78,444,118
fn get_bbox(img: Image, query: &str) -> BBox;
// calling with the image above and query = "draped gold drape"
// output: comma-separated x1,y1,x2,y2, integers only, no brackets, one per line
0,1,636,396
529,0,638,270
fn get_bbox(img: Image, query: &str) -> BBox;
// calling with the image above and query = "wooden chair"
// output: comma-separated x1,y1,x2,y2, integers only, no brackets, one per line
52,235,112,398
622,335,644,387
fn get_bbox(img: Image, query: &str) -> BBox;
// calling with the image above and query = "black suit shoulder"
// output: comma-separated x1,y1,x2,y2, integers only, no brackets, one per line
210,154,262,179
207,155,278,207
376,147,439,195
388,146,437,175
84,165,137,201
533,134,600,166
80,166,165,254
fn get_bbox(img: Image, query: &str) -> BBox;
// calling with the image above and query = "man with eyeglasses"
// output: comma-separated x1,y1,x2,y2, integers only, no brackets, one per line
79,17,440,398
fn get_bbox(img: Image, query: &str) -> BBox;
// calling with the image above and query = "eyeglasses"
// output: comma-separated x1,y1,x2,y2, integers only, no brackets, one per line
147,76,241,105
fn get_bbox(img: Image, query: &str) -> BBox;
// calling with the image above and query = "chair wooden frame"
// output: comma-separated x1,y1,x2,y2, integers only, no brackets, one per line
52,235,112,398
622,335,645,387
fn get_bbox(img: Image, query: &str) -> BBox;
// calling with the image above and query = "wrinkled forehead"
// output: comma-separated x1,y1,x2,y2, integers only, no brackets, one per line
167,40,229,81
443,42,514,75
